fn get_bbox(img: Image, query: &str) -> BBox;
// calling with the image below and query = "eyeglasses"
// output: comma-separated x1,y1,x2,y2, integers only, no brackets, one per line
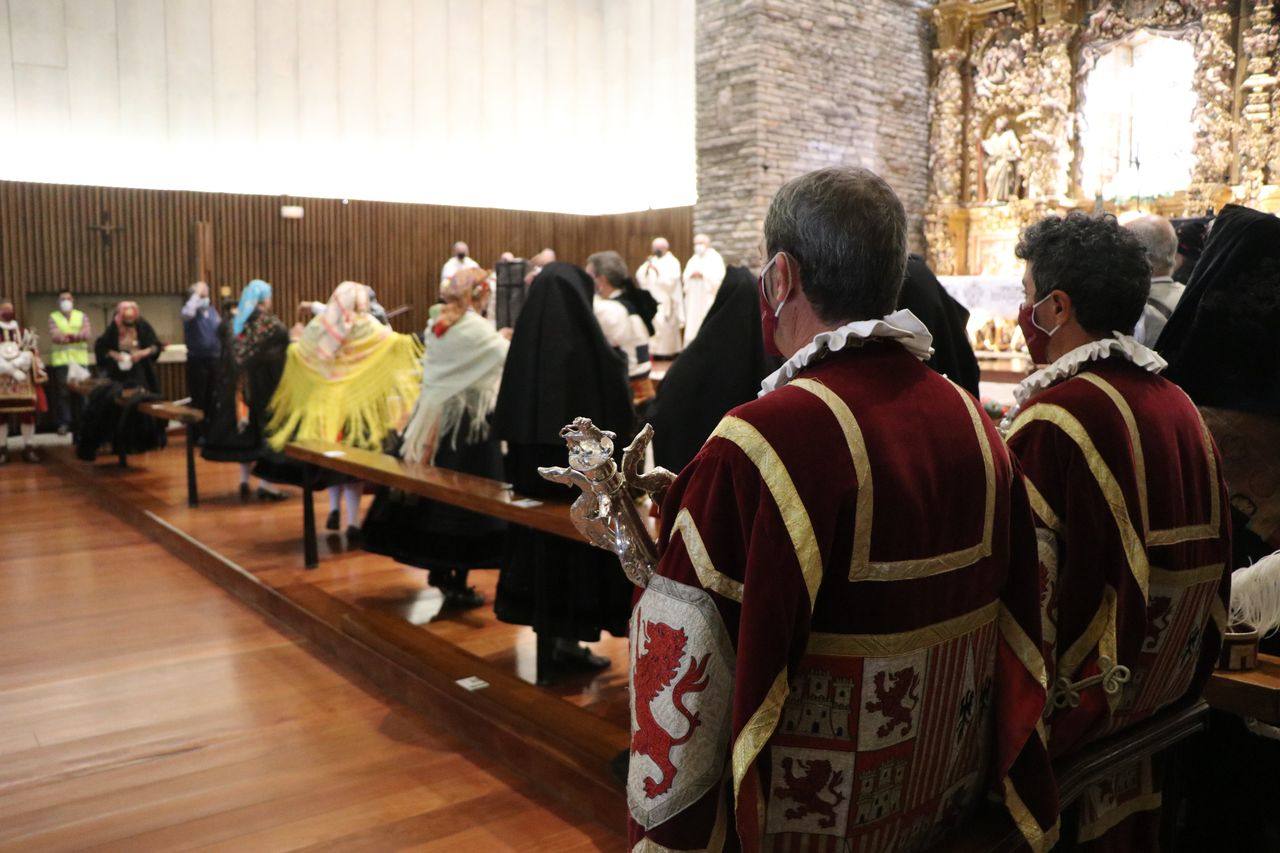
759,253,782,312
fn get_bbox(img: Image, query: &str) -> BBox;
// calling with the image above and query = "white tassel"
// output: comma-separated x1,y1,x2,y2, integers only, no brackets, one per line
1229,551,1280,635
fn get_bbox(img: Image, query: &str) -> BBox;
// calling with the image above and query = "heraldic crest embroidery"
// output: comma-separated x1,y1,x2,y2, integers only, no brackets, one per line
765,617,998,850
628,574,735,829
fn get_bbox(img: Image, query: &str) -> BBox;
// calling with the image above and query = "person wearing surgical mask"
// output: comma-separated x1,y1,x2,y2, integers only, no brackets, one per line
1001,212,1230,850
440,241,480,290
680,233,726,343
181,281,221,441
635,237,684,357
47,290,91,435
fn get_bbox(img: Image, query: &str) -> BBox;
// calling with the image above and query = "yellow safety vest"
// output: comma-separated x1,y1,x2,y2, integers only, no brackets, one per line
50,310,89,367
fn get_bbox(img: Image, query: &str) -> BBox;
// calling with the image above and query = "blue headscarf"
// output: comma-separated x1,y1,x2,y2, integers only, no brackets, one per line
233,279,272,336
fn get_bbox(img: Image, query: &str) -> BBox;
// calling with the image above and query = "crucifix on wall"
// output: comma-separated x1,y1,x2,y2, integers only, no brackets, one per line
87,210,125,247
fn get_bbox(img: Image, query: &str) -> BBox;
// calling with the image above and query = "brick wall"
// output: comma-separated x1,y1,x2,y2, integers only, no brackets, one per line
695,0,934,267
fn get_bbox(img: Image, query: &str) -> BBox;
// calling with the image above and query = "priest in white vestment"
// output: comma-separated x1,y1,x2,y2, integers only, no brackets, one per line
440,241,480,288
680,233,725,344
635,237,683,357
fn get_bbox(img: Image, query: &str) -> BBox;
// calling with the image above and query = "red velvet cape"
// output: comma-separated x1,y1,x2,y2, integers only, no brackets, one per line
627,342,1058,852
1005,357,1232,845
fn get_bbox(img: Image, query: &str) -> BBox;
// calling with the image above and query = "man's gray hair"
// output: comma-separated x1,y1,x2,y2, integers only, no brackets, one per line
587,250,629,289
1124,215,1177,276
763,167,908,323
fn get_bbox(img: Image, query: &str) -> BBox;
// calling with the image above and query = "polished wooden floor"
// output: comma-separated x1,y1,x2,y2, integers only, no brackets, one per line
0,459,625,850
75,438,631,727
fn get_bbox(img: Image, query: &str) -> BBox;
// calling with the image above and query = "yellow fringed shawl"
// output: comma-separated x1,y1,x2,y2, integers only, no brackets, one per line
266,316,423,451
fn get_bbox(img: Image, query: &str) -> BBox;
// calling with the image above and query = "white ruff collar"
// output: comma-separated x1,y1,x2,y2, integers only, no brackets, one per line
1001,333,1167,431
759,309,934,397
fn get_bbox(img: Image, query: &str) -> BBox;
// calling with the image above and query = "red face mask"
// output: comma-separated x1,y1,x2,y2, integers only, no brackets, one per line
759,255,785,358
1018,295,1058,365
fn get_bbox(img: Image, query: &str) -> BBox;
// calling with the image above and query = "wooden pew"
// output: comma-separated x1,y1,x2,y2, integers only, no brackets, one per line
285,439,606,685
284,438,584,568
138,401,205,508
68,378,157,468
1204,652,1280,725
941,699,1209,851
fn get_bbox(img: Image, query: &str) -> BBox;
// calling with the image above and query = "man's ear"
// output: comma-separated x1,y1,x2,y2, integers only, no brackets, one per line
1048,289,1072,327
775,252,798,305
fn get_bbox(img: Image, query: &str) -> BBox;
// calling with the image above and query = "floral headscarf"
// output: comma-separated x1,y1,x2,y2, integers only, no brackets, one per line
233,279,272,336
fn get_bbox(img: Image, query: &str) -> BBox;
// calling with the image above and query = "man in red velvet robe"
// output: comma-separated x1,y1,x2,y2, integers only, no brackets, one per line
1003,213,1232,849
626,168,1058,852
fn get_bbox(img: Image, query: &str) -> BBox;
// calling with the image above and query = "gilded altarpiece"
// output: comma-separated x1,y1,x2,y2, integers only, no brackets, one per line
926,0,1280,276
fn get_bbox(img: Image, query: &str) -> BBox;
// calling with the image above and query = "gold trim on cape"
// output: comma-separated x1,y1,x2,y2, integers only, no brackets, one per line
788,378,995,583
1000,603,1050,689
1026,479,1063,534
806,601,999,658
1003,777,1061,853
1007,404,1151,603
1077,373,1221,546
1059,584,1118,681
1149,563,1228,590
711,416,823,606
672,509,744,603
731,668,789,811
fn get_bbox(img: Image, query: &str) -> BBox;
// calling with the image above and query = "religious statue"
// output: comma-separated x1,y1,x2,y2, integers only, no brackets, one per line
982,116,1023,202
538,418,675,588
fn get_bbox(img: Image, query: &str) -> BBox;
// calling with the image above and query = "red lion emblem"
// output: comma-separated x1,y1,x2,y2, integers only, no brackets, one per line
865,666,920,738
632,614,711,799
773,757,847,828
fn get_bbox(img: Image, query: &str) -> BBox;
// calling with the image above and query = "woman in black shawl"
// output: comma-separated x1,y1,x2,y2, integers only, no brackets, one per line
492,262,636,678
94,301,162,391
898,254,981,398
1155,204,1280,568
1157,205,1280,852
201,280,289,500
76,301,167,460
646,266,780,473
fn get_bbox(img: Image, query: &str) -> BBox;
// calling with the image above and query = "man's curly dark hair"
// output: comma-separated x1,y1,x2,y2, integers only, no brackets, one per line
1015,212,1151,336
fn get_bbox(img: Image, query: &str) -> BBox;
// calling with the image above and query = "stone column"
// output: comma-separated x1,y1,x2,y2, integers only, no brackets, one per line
1239,0,1279,200
694,0,935,268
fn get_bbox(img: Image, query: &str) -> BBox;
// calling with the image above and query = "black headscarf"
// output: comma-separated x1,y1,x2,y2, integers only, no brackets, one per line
647,267,781,473
494,262,635,449
1156,205,1280,416
898,254,981,398
617,277,659,335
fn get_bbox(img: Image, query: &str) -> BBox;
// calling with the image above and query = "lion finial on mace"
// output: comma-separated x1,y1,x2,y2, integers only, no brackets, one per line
537,417,676,588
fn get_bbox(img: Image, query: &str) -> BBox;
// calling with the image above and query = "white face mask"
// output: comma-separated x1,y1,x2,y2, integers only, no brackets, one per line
59,299,73,313
694,244,707,256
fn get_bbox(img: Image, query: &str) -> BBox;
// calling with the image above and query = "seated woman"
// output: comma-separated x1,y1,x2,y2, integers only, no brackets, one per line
201,280,289,500
264,281,422,538
362,268,511,610
493,262,636,677
77,301,167,460
95,301,161,390
646,266,780,474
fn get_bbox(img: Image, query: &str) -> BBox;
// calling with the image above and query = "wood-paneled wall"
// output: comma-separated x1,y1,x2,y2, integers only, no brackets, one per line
0,180,693,399
0,181,694,324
